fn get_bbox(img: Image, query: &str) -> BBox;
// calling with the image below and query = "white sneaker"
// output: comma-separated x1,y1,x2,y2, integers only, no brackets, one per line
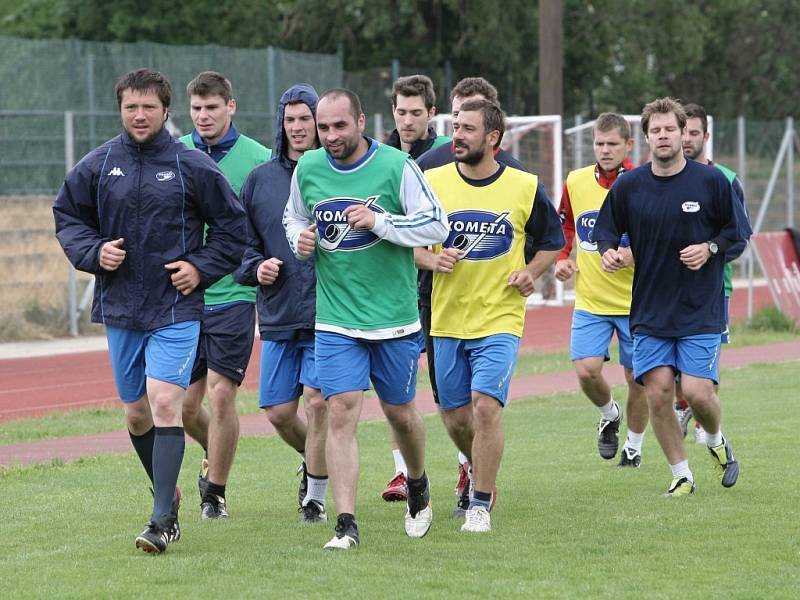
323,517,359,550
323,531,358,550
694,426,707,445
461,506,491,533
404,503,433,538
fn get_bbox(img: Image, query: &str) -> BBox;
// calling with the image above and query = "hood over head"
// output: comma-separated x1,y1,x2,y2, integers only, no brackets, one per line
273,83,319,166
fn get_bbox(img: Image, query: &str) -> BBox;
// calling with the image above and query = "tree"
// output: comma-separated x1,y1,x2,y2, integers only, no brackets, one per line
2,0,798,118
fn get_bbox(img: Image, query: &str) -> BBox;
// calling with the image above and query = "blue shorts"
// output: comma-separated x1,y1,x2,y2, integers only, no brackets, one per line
314,331,419,405
259,337,319,407
633,333,721,385
570,310,634,369
433,334,520,411
721,296,730,344
106,321,200,403
190,301,256,385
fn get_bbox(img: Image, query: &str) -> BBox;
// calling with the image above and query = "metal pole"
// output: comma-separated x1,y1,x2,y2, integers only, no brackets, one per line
707,115,714,161
738,116,754,317
65,111,79,337
787,117,794,228
753,127,792,234
553,117,563,208
391,59,400,82
374,113,383,141
632,127,642,165
573,114,583,171
444,60,452,103
554,116,564,305
747,243,755,321
266,47,276,114
737,116,746,191
87,53,96,150
65,111,75,172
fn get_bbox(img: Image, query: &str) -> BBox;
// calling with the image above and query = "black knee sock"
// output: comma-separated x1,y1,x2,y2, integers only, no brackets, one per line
129,426,155,483
151,427,185,522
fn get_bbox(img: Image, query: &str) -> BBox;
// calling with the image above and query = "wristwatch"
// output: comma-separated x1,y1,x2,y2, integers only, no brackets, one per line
707,241,719,256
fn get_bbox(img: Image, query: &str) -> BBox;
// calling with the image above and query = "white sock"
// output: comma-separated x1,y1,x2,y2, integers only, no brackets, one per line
705,429,723,448
303,474,328,507
458,451,470,466
670,459,693,482
624,430,644,453
392,448,407,475
599,399,619,421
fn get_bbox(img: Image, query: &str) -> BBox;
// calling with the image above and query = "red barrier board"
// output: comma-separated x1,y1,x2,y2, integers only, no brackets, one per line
750,231,800,319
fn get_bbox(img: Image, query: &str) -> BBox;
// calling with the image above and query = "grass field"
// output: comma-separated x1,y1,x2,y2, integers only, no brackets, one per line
1,360,798,598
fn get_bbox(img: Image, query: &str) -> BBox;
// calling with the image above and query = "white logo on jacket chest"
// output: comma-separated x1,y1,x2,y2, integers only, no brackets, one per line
156,171,176,182
108,167,125,176
682,201,700,213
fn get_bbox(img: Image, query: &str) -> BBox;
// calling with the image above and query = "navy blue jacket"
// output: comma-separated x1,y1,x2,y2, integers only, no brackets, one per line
234,84,318,340
593,160,752,337
54,127,246,330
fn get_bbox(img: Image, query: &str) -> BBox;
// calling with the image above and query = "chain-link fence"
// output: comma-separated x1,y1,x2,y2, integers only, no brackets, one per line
2,34,799,338
0,34,342,194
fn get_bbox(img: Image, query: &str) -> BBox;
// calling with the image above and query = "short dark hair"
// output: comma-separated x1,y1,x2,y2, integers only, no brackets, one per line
594,113,631,140
457,98,506,150
392,75,436,110
450,77,499,103
318,88,363,121
641,97,686,134
683,103,708,133
186,71,233,103
115,69,172,110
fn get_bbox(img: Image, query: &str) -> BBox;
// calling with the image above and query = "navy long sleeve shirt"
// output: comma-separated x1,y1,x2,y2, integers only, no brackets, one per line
593,160,751,337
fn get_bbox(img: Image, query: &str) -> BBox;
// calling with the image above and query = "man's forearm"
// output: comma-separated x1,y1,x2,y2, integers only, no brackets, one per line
414,247,438,271
526,249,560,280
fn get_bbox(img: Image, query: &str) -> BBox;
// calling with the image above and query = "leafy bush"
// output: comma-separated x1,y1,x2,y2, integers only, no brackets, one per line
746,306,797,333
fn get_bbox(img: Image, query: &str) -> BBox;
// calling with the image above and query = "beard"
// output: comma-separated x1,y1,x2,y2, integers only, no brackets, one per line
683,142,703,160
454,142,487,166
325,135,361,161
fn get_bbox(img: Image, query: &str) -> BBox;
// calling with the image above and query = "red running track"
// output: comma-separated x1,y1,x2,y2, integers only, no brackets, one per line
0,285,773,423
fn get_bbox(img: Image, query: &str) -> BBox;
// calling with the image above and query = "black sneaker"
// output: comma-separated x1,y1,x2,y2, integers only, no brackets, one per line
323,516,359,550
452,484,470,518
149,486,181,543
299,499,328,524
297,462,308,507
200,495,229,520
709,438,739,488
617,447,642,468
135,518,174,554
169,487,181,542
597,404,622,459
